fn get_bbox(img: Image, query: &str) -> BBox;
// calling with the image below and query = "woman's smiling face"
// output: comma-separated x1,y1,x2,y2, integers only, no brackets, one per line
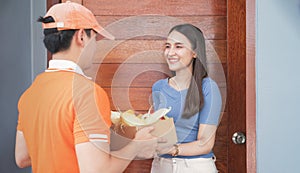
164,30,196,72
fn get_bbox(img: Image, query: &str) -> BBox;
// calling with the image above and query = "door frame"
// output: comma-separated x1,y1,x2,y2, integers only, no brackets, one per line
46,0,257,172
245,0,256,172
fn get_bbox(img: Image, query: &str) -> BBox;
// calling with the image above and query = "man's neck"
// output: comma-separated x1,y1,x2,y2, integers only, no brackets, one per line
52,50,77,62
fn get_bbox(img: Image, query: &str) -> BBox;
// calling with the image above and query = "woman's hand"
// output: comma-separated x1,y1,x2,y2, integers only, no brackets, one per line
155,143,175,155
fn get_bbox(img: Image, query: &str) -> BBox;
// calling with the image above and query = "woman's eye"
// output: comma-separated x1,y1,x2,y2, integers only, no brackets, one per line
176,45,183,49
165,45,170,49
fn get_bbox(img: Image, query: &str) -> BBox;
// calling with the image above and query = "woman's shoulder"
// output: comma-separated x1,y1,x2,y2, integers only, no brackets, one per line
203,77,217,85
152,78,168,90
202,77,219,91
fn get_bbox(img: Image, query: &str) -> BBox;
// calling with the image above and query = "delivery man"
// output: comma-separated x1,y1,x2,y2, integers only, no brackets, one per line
15,1,157,173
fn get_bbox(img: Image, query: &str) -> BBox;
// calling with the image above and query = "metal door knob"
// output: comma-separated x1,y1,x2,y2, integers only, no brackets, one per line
232,132,246,144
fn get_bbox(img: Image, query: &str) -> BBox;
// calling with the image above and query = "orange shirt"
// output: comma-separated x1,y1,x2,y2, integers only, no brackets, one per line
17,71,111,173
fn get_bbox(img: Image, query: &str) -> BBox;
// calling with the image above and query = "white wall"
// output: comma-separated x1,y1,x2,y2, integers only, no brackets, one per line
256,0,300,172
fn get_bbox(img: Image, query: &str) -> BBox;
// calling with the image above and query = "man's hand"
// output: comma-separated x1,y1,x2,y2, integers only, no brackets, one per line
133,126,158,159
15,131,31,168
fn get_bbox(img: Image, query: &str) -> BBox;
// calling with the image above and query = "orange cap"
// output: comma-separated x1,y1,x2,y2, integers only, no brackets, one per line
42,1,114,40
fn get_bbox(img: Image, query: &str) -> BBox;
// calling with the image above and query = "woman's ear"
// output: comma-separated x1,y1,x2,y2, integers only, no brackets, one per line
193,52,197,58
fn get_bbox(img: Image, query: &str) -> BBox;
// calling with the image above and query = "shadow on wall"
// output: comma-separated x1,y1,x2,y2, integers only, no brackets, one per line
276,0,300,35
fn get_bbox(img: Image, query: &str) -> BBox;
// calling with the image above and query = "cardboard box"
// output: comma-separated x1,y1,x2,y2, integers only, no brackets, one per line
110,118,177,151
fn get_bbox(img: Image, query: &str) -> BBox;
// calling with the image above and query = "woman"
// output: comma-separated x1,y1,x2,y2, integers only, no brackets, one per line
151,24,222,173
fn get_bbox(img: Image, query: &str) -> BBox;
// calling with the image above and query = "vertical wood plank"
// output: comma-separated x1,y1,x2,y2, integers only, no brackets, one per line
227,0,247,172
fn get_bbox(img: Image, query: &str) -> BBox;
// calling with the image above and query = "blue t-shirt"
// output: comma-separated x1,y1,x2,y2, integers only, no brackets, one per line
152,77,222,159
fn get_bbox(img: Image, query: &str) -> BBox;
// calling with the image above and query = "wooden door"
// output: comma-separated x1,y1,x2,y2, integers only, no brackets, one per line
47,0,256,172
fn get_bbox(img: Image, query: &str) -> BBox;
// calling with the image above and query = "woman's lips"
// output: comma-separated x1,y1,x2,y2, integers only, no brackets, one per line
167,58,179,64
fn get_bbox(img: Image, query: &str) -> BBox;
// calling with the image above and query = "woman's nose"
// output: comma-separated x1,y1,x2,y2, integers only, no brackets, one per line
167,46,176,56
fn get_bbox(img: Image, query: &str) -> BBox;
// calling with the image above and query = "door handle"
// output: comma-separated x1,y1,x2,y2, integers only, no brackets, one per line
232,132,246,144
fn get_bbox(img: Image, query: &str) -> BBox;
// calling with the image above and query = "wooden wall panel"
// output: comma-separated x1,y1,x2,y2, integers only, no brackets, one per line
94,40,227,64
83,0,229,172
61,0,82,3
85,0,226,16
103,87,152,111
90,63,226,88
95,16,226,40
214,112,228,173
103,87,227,112
96,64,170,87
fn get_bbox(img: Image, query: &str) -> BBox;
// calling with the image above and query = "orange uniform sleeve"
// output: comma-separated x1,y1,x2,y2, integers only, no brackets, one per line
72,78,111,144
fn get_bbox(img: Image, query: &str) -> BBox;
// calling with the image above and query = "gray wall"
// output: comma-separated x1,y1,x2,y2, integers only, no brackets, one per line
0,0,46,172
256,0,300,172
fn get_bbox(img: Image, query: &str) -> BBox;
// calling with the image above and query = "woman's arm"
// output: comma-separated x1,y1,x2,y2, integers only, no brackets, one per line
159,79,222,156
170,124,217,156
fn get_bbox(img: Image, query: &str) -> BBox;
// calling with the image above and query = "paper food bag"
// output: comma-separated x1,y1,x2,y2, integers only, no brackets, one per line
110,108,177,151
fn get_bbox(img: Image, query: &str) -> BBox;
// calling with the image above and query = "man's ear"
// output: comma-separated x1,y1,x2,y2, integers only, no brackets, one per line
75,29,85,47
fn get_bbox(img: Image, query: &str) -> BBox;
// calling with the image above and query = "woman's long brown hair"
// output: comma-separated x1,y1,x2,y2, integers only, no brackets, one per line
168,24,208,119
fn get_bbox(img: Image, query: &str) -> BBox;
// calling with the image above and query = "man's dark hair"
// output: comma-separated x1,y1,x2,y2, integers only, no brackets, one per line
37,16,91,54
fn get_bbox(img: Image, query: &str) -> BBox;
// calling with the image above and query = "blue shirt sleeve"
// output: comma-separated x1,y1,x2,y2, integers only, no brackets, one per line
198,79,222,125
152,80,166,111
